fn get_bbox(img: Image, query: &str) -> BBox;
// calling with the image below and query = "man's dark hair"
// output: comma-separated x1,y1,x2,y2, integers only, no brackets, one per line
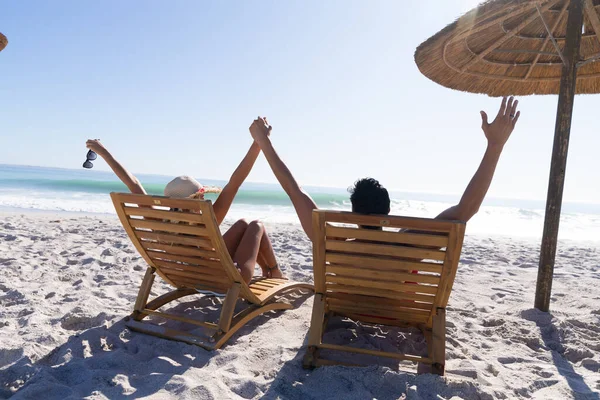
349,178,390,215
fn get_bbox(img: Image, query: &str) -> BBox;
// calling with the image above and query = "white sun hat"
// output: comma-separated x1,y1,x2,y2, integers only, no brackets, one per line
164,176,222,199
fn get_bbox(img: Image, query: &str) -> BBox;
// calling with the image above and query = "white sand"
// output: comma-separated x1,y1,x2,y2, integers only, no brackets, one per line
1,211,599,399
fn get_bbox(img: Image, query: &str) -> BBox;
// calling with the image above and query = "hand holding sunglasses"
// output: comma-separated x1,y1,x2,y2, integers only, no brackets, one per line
83,150,97,169
83,139,104,169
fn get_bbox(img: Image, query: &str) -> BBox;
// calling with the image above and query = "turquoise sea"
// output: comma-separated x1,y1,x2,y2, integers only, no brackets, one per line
1,164,599,241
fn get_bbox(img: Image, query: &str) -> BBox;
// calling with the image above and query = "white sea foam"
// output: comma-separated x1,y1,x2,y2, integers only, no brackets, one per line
1,189,599,241
392,199,600,242
0,189,117,214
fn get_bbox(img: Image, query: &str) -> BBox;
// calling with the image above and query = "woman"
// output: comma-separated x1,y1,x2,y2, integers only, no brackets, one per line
86,134,284,284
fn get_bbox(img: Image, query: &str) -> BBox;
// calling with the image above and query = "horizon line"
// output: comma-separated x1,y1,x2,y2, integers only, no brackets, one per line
2,162,599,207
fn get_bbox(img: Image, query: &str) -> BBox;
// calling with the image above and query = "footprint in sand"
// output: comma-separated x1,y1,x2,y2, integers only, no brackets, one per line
537,370,554,379
0,348,24,369
558,253,575,259
564,348,594,363
498,356,529,364
485,363,500,377
517,263,536,268
17,309,34,317
60,308,110,331
566,318,600,333
482,318,505,327
448,360,478,379
0,290,26,306
101,248,114,257
581,358,600,372
98,261,115,268
282,244,301,252
491,292,507,301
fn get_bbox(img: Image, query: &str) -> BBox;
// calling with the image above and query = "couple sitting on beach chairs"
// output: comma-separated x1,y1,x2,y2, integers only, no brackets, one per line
93,97,520,373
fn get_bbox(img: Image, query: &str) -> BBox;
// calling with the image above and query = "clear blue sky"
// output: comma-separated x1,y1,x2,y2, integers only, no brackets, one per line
1,0,598,203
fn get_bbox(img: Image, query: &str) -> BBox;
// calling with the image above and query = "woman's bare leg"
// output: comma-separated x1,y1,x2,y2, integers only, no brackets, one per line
222,219,283,280
254,223,284,279
232,221,265,284
222,219,249,256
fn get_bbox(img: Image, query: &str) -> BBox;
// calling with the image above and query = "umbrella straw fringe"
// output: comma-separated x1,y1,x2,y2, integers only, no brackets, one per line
415,0,600,96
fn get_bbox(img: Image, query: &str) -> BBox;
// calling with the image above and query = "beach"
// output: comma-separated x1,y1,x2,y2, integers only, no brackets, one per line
1,210,599,399
3,0,600,397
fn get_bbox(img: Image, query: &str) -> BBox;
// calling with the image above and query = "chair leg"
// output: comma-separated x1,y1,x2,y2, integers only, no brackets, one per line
132,268,155,321
431,307,446,376
303,346,319,369
303,293,325,369
128,277,305,350
419,329,433,375
212,301,293,350
218,282,241,333
143,288,198,313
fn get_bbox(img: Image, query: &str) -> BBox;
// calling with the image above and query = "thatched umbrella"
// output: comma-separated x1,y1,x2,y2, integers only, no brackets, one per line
415,0,600,312
0,32,7,52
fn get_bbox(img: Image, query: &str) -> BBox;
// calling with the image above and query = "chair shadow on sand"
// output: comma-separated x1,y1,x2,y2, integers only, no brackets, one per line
260,316,488,400
12,301,596,399
260,308,600,400
7,290,312,399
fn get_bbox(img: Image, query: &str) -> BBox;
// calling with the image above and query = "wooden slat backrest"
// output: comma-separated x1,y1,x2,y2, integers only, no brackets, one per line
312,210,465,329
111,193,261,302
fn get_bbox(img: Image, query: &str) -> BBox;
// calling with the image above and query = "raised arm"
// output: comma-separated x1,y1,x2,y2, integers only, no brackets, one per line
86,139,146,195
436,96,520,222
212,140,263,225
249,118,318,242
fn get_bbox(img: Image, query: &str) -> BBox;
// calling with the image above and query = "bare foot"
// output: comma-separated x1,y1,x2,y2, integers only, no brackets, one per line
268,266,285,279
261,265,286,279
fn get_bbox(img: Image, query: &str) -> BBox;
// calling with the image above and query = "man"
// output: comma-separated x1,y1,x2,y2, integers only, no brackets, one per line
248,97,520,241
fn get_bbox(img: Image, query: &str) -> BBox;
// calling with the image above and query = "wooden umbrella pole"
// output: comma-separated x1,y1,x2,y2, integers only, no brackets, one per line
535,0,585,312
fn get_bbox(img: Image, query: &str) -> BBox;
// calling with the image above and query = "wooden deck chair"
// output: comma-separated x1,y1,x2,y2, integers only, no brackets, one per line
303,210,465,375
111,192,313,350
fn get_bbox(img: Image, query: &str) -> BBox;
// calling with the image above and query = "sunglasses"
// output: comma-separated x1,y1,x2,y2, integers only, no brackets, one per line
83,150,97,169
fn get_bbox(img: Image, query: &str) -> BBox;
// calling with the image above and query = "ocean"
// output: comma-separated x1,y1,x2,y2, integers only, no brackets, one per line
1,164,599,242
